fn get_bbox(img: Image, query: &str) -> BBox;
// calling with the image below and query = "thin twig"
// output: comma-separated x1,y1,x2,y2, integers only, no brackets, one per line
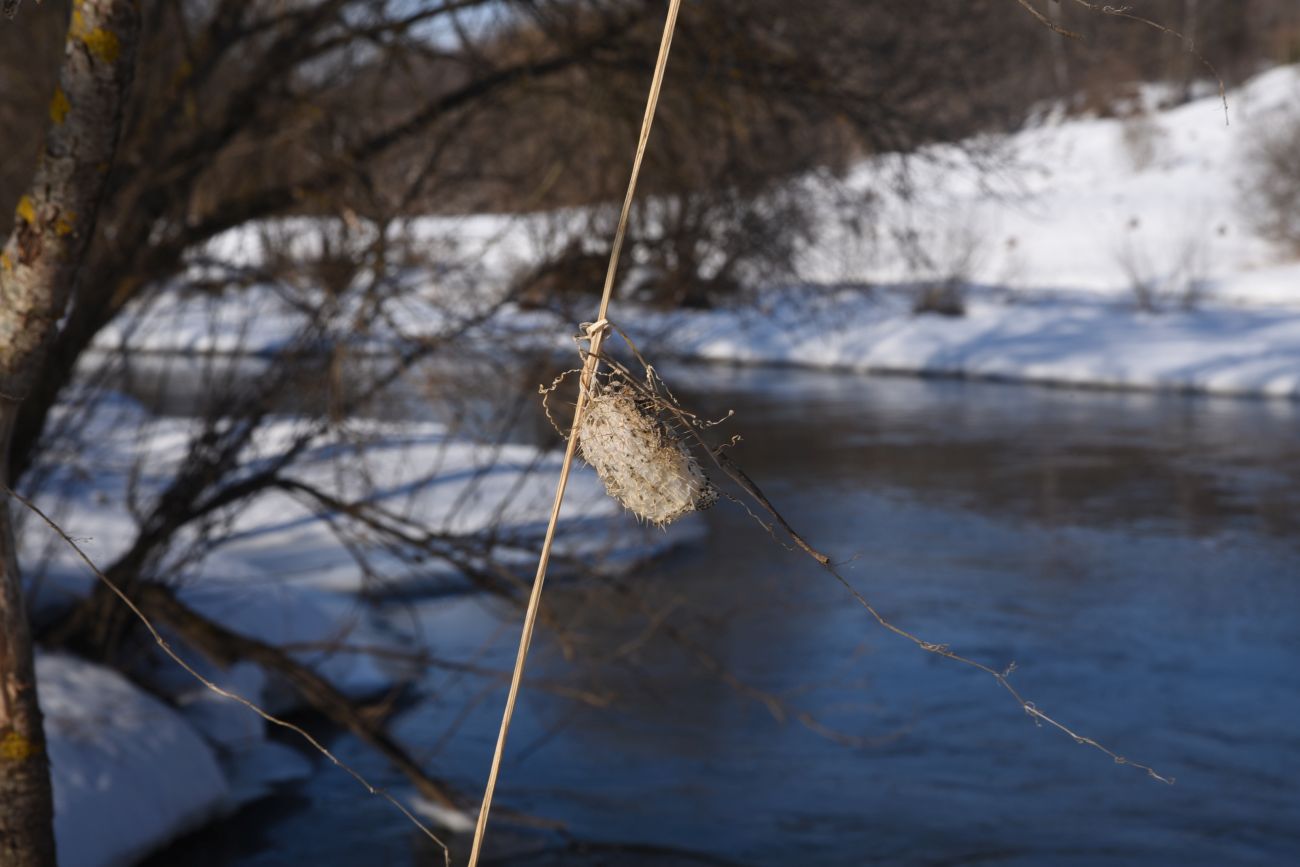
1014,0,1229,123
1066,0,1228,124
4,484,454,866
1014,0,1084,39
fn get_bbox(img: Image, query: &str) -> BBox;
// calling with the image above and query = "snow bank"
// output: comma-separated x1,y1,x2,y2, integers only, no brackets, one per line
40,651,315,864
804,65,1300,305
39,653,229,867
642,287,1300,399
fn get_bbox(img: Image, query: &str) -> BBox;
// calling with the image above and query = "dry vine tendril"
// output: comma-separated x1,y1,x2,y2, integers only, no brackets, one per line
554,322,1174,786
2,486,455,867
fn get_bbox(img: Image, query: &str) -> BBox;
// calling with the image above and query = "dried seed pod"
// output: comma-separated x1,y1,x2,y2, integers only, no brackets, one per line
577,380,715,526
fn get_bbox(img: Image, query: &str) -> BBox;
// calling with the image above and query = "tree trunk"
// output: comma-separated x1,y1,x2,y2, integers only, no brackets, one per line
0,408,55,867
0,2,140,864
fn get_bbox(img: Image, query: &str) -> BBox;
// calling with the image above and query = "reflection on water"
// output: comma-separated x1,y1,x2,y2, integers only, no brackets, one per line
146,364,1300,867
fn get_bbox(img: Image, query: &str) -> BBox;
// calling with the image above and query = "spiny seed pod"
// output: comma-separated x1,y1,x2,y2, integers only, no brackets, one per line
577,381,716,527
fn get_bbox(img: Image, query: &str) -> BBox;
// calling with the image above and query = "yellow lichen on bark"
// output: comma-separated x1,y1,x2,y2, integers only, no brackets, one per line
82,27,121,63
70,3,122,65
15,195,36,225
0,731,40,762
48,87,70,125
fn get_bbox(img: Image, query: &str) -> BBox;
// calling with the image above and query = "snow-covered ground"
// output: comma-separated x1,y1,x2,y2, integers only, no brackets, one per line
96,65,1300,399
637,286,1300,398
40,653,229,867
801,69,1298,304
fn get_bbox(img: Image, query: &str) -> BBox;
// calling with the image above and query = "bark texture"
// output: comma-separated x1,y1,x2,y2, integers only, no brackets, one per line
0,409,54,867
0,0,139,393
0,2,139,865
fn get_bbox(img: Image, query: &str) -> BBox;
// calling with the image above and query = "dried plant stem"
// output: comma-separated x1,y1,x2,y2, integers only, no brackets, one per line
466,1,683,864
464,397,587,867
1014,0,1083,39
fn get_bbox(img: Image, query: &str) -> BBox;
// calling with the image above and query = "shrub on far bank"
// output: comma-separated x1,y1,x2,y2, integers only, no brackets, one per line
1241,112,1300,255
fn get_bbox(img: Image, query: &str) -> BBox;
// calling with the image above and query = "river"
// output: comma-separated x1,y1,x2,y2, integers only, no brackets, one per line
142,362,1300,866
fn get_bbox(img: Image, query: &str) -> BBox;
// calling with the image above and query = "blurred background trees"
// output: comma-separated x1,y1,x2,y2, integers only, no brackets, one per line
3,1,1297,351
4,0,1295,344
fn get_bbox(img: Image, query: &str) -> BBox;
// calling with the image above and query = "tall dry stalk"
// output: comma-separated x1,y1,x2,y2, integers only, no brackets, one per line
466,1,685,863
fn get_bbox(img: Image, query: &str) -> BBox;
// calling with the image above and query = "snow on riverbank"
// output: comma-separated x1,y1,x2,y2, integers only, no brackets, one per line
39,653,229,867
23,393,697,863
800,67,1300,304
94,65,1300,399
27,408,698,612
637,287,1300,398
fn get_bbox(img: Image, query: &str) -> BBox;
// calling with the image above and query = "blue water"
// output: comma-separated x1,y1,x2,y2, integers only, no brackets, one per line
149,367,1300,866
